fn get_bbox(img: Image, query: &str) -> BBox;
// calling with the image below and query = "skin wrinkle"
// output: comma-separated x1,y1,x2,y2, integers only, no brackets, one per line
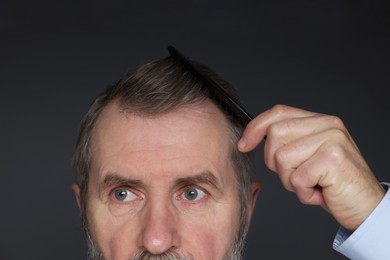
72,57,258,260
100,171,224,199
174,172,224,196
99,173,145,200
80,101,254,259
71,54,388,259
98,171,226,215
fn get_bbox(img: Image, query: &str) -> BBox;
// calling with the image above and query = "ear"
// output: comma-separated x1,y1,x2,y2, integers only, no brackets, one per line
71,183,81,209
247,181,261,224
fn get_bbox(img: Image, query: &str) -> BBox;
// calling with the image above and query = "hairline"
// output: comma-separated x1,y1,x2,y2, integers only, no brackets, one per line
71,56,256,257
82,98,251,258
81,96,251,214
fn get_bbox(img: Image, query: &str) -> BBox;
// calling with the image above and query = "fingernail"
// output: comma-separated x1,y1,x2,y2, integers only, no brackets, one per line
238,138,247,150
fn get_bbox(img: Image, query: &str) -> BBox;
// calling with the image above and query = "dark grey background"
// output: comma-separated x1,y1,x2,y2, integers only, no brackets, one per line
1,0,389,259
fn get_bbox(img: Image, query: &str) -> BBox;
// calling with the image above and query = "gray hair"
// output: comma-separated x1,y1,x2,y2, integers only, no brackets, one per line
72,57,256,257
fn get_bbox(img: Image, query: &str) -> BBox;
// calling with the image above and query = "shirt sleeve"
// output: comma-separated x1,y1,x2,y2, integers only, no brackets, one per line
333,183,390,260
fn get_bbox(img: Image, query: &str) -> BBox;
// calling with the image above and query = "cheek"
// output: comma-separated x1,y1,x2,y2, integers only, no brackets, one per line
86,202,139,259
107,225,136,259
181,203,241,259
86,207,112,253
181,224,218,259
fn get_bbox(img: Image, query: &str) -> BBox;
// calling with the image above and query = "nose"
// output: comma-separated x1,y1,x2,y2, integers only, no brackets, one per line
139,201,180,254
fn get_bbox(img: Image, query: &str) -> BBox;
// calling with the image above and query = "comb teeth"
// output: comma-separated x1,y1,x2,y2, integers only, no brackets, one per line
168,46,253,126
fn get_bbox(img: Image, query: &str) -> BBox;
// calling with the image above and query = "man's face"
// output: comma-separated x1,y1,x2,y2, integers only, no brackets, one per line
73,100,255,259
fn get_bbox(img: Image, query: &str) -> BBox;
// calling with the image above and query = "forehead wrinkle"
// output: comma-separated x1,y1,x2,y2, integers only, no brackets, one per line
93,99,232,153
92,99,234,196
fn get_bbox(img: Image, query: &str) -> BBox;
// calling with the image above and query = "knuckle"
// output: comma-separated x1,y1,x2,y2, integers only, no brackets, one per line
284,117,301,131
320,140,348,165
267,122,280,137
328,128,350,145
290,172,303,188
274,147,287,166
297,195,312,205
323,115,345,129
271,104,289,116
264,153,277,173
267,118,298,138
264,152,273,169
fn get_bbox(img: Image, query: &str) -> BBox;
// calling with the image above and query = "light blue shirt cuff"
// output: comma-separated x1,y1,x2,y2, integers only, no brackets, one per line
333,183,390,259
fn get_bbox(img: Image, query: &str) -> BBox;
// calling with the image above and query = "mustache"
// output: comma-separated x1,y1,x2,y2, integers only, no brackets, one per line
132,250,193,260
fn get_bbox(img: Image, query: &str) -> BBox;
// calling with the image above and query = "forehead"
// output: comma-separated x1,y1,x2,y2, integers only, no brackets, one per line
90,100,234,180
93,99,231,145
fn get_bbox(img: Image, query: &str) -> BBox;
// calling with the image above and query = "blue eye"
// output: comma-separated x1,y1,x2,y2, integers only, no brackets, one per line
113,189,137,202
182,188,206,201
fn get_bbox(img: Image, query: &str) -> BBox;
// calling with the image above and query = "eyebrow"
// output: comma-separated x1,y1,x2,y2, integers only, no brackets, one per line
98,173,145,198
174,171,223,194
98,171,223,197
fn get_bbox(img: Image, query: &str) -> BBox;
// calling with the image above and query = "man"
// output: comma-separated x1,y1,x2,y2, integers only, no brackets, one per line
72,48,389,259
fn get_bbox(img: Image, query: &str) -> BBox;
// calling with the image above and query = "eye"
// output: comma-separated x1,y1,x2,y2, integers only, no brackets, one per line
112,188,138,202
182,187,206,201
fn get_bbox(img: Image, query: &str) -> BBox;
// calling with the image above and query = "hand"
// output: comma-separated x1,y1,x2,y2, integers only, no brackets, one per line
238,104,385,230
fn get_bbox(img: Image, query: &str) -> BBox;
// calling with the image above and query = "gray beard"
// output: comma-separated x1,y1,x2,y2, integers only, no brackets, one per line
85,225,246,260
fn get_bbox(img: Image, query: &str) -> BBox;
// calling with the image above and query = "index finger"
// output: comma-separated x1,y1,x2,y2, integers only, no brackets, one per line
238,104,317,152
